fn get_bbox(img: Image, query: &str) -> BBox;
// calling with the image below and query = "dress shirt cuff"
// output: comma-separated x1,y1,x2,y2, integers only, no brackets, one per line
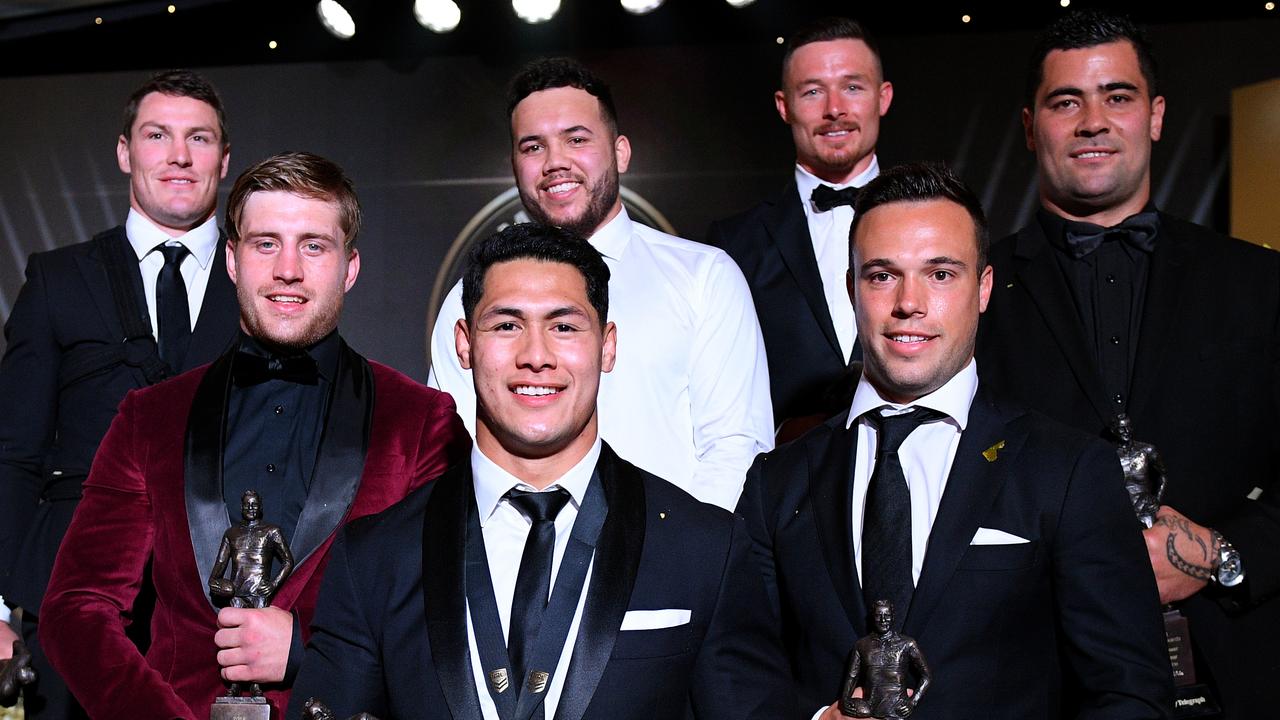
0,595,10,623
284,610,304,686
811,706,827,720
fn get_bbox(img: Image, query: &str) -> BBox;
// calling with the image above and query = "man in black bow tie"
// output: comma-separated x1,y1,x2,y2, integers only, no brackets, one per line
39,152,469,719
976,10,1280,717
708,16,893,435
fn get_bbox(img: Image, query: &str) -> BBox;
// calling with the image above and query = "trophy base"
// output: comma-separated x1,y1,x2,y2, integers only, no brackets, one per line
1172,684,1221,719
211,695,272,720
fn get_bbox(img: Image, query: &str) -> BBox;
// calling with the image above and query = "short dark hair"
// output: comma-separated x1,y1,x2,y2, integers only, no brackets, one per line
1025,10,1159,109
850,162,989,268
462,223,610,326
122,69,229,148
226,151,362,252
781,16,883,84
507,57,619,135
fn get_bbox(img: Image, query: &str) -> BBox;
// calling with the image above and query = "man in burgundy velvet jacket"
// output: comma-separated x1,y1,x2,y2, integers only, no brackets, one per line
38,152,469,719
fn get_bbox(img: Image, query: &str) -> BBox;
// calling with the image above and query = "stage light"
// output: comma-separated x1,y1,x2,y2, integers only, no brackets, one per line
961,14,972,23
726,0,756,6
621,0,664,13
415,0,461,32
268,40,278,49
513,0,560,23
317,0,356,39
1060,0,1071,6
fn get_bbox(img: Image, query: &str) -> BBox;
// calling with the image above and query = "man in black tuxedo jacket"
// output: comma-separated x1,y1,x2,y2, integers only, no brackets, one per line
708,16,892,431
976,11,1280,718
738,163,1171,719
290,223,793,719
0,69,239,717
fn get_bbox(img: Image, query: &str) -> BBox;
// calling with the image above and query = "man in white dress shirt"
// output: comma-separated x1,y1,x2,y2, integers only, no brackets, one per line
429,57,772,511
708,16,893,435
292,222,792,719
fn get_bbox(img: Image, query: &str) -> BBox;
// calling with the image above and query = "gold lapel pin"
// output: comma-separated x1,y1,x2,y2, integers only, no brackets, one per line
982,440,1006,462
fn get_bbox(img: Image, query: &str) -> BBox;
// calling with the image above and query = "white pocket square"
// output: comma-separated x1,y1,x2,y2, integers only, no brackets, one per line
970,527,1030,545
620,609,691,631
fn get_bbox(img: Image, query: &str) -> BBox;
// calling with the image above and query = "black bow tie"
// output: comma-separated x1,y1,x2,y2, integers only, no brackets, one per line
811,184,859,213
1062,212,1159,259
232,350,319,386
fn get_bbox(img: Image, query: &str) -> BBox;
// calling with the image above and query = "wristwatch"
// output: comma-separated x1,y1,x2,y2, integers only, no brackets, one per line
1210,530,1245,588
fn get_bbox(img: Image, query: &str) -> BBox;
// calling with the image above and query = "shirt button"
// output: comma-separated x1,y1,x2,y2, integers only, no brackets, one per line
1110,335,1120,345
266,463,276,473
1106,274,1117,284
1113,393,1124,404
274,405,284,415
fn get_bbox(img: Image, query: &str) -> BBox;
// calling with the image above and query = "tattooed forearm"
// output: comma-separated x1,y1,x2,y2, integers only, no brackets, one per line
1159,515,1218,580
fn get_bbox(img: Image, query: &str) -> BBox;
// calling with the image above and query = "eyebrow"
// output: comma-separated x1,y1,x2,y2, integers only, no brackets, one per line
481,306,588,321
138,120,219,136
797,72,871,86
1044,81,1140,101
516,125,596,147
245,231,338,244
860,256,969,272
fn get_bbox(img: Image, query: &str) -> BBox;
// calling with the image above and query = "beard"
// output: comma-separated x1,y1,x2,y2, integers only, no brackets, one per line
520,168,620,240
236,285,342,351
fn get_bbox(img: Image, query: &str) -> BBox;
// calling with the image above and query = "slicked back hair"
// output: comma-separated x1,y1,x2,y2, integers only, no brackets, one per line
462,222,610,326
226,151,362,252
1024,9,1159,109
122,69,229,148
507,57,619,136
849,162,989,269
781,16,883,85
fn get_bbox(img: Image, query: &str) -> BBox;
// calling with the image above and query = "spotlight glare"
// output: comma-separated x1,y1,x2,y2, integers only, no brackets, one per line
268,40,278,49
316,0,356,39
1060,0,1070,6
621,0,663,13
512,0,560,23
167,4,176,12
961,14,972,23
726,0,757,6
1267,2,1276,10
415,0,461,32
775,36,784,44
94,16,102,24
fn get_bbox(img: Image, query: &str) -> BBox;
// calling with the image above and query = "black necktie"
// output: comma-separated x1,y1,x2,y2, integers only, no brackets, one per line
155,242,191,370
811,184,859,212
505,487,572,702
1062,212,1159,259
231,351,320,386
861,406,946,629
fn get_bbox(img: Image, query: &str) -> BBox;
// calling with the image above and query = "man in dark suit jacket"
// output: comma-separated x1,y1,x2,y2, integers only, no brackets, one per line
739,163,1172,719
708,17,892,431
976,11,1280,718
0,70,240,717
290,223,792,719
38,152,469,719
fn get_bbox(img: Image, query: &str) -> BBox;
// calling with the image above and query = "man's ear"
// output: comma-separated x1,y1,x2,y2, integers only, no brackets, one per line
455,319,473,370
600,321,617,374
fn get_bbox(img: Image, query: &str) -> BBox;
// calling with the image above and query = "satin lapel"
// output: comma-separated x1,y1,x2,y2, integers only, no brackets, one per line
1010,224,1112,426
1126,215,1193,421
423,462,485,720
554,444,645,720
184,232,239,370
765,185,843,361
77,228,147,387
184,350,235,610
904,390,1018,638
289,341,374,568
807,420,867,635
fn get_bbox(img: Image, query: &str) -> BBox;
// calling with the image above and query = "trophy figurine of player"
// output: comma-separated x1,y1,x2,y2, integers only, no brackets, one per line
1108,414,1167,528
208,490,296,719
0,637,37,708
301,697,381,720
839,600,931,718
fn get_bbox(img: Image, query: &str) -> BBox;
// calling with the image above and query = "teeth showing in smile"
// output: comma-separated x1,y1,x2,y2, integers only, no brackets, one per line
1075,151,1111,158
821,130,849,137
269,295,304,303
546,181,580,195
514,386,560,396
890,335,929,343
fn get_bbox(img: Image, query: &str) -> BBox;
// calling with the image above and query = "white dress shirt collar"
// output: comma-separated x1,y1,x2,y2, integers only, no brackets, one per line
847,358,979,430
125,209,220,270
794,156,880,215
586,206,632,262
471,436,603,526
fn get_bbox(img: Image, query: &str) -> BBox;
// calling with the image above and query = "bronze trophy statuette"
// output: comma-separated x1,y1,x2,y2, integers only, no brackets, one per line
208,490,296,720
839,600,931,718
301,697,381,720
0,638,37,708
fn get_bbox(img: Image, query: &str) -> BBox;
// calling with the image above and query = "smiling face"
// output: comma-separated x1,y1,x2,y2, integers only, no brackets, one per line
850,198,992,404
226,190,359,350
457,258,616,476
776,38,892,185
241,492,261,523
511,86,631,239
116,92,229,236
1023,40,1165,226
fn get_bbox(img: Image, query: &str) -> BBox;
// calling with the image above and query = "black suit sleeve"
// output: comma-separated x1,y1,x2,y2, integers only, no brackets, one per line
736,453,782,620
0,253,59,566
288,530,389,719
689,514,796,719
1054,439,1174,719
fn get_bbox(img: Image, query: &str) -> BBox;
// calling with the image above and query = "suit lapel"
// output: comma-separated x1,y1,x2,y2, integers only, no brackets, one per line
288,341,374,568
1010,223,1112,426
1126,214,1193,421
184,350,235,610
765,184,843,362
184,232,239,370
904,390,1018,638
807,418,867,635
423,462,486,720
555,444,645,720
76,228,147,387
